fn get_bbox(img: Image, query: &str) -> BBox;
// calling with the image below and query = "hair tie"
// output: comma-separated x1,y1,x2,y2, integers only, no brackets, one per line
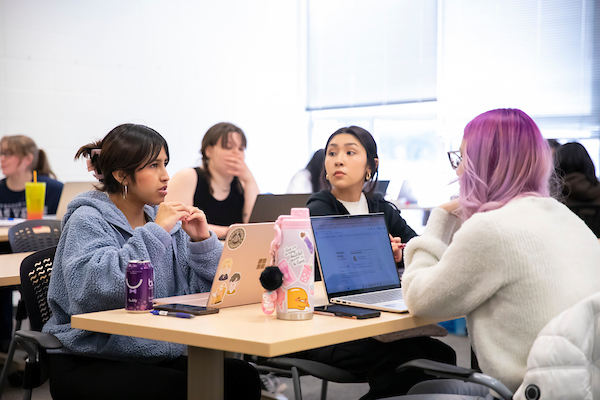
86,148,104,180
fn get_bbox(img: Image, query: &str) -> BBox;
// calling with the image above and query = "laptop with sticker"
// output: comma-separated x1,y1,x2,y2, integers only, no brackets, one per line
156,222,275,309
311,213,408,313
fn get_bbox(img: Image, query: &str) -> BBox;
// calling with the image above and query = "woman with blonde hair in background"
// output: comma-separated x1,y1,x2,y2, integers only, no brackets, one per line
0,135,63,219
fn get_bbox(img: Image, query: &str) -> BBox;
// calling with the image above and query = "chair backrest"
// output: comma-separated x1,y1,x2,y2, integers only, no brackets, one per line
567,203,600,238
8,220,62,253
19,246,57,331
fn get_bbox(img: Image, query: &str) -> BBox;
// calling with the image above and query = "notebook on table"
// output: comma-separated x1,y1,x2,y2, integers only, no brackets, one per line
155,222,275,309
249,193,311,223
311,213,408,313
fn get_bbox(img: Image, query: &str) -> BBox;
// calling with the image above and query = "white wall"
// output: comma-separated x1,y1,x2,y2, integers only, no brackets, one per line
0,0,310,194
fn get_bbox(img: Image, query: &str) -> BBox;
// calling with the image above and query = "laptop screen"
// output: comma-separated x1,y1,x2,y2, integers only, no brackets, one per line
249,194,311,223
311,214,401,296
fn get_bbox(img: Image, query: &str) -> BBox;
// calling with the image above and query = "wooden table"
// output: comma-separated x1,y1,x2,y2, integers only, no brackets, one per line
0,251,34,286
72,283,446,400
0,227,9,242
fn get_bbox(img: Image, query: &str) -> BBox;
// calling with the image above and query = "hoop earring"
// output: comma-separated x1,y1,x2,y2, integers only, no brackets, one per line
365,172,372,181
325,174,330,181
122,185,128,199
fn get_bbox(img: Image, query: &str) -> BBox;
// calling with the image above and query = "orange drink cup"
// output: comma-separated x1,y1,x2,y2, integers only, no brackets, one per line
25,182,46,220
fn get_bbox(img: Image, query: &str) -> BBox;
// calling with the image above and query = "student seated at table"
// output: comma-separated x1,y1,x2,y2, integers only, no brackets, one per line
292,126,455,400
43,124,260,400
396,109,600,396
0,135,64,219
307,126,417,265
166,122,259,239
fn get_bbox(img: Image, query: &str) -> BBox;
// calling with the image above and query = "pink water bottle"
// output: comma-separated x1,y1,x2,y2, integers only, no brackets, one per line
271,208,315,320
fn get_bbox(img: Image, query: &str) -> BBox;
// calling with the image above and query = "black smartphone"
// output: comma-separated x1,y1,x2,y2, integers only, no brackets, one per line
153,303,219,316
314,304,380,319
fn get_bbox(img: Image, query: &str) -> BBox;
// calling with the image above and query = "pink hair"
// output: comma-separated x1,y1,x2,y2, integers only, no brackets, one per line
459,109,552,220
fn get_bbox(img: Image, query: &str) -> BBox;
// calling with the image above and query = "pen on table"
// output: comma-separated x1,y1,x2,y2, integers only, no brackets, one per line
150,310,195,319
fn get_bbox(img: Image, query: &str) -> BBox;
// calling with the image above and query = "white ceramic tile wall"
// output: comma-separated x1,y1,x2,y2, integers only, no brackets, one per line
0,0,309,192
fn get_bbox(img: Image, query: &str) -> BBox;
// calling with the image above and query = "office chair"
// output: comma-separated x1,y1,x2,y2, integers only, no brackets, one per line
389,291,600,400
15,247,61,400
252,356,366,400
0,221,62,396
8,220,62,254
567,203,600,238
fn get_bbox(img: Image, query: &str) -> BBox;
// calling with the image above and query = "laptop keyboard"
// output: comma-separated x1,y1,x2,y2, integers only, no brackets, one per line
342,289,403,305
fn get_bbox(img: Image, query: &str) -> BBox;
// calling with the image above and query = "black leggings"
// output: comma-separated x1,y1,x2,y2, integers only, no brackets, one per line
48,353,261,400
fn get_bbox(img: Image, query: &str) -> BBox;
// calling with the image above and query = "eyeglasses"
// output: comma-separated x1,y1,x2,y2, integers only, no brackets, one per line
0,150,14,158
447,150,462,170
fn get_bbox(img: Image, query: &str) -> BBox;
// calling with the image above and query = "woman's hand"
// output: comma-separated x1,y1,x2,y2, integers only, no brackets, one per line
224,154,253,182
389,234,405,263
440,198,460,214
154,202,192,233
181,207,211,242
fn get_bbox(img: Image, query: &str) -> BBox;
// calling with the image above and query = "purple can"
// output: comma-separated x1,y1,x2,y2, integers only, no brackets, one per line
125,260,154,313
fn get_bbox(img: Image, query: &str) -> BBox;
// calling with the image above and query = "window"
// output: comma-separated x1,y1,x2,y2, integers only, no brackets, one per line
307,0,438,110
308,0,600,216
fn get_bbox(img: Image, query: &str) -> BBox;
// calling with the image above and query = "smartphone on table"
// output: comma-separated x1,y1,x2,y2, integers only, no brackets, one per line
314,304,380,319
153,303,219,316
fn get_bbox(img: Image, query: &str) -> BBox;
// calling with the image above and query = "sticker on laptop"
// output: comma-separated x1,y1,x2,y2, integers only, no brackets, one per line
210,283,227,305
217,258,233,281
226,273,242,295
227,227,246,250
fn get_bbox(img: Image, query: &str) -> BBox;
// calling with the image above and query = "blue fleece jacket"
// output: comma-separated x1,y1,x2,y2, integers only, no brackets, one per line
43,190,222,363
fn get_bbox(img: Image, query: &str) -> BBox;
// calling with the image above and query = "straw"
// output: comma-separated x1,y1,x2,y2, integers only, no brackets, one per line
33,170,37,183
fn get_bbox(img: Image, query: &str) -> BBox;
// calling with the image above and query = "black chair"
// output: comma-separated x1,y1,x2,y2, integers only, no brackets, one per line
254,357,366,400
567,203,600,238
14,247,61,400
0,221,62,396
8,220,62,254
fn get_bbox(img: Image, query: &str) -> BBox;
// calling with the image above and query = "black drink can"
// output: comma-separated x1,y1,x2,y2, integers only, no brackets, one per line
125,260,154,313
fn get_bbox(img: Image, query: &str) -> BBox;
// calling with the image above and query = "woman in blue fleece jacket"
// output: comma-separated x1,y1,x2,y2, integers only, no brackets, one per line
43,124,260,400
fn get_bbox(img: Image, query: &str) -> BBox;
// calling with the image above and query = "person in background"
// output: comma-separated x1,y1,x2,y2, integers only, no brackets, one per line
0,135,63,219
293,126,454,400
166,122,259,239
307,126,416,265
0,135,64,354
396,109,600,396
43,124,260,400
547,138,561,157
556,142,600,206
286,149,326,193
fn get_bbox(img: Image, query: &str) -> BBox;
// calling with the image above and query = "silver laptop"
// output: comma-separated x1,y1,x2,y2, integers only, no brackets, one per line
56,181,97,220
249,193,311,223
311,213,408,313
397,180,418,204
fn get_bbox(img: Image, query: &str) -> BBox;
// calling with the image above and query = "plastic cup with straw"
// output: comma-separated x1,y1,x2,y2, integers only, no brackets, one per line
25,170,46,220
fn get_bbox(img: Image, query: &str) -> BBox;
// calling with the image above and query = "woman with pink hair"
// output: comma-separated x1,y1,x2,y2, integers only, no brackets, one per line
399,109,600,395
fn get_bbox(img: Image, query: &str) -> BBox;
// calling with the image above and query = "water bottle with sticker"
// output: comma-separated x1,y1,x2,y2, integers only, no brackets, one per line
270,208,315,320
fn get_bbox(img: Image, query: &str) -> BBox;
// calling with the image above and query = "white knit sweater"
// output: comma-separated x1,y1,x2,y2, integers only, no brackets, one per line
403,196,600,392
